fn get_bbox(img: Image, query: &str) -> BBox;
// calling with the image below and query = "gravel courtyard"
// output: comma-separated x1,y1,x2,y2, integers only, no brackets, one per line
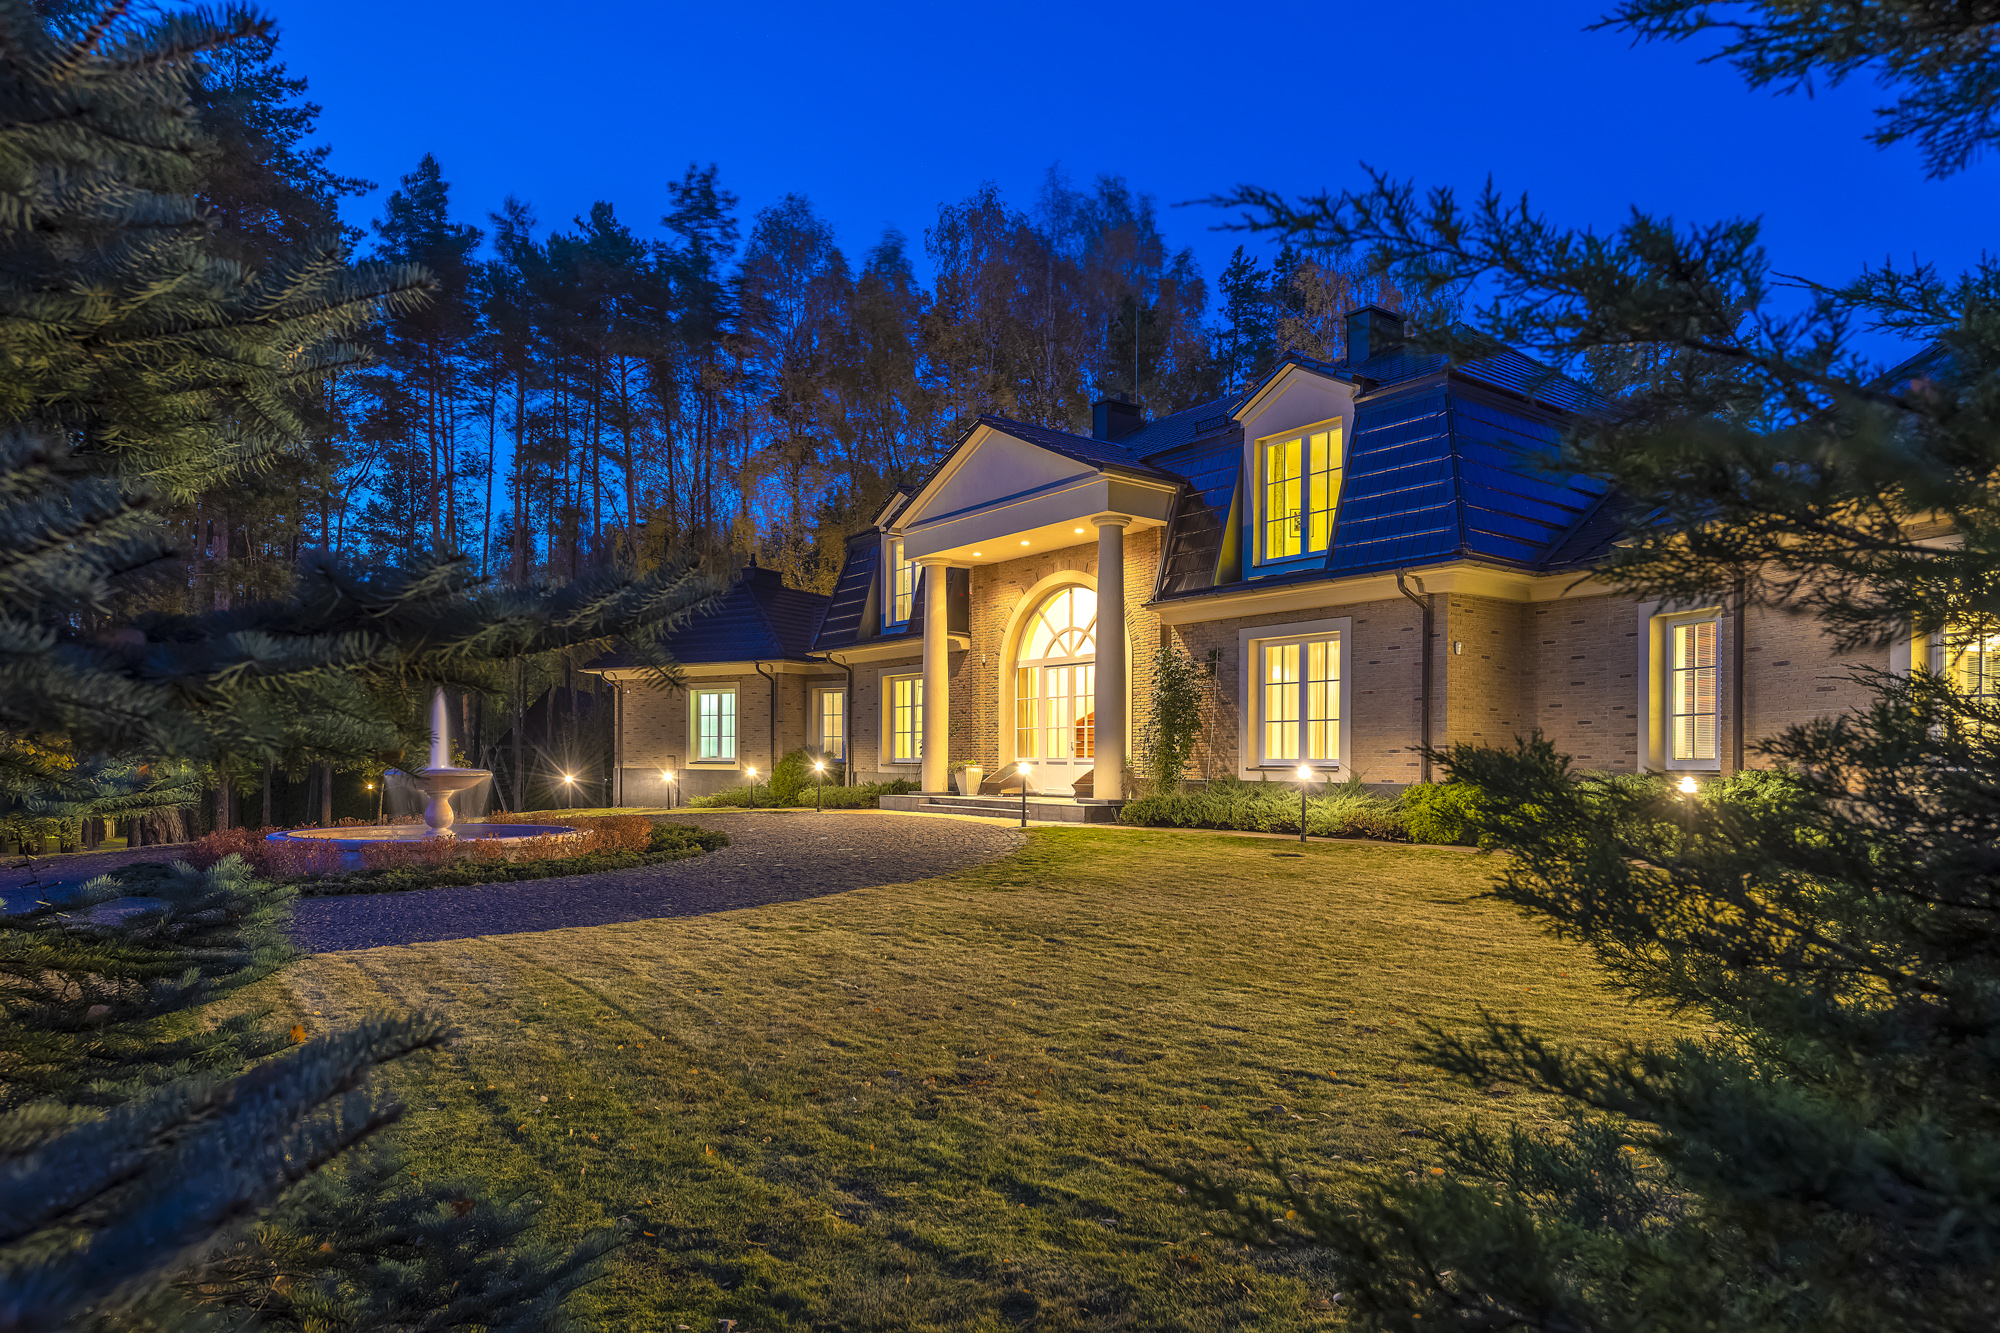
289,811,1024,951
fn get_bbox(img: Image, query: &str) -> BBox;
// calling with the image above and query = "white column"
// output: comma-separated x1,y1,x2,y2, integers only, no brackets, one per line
919,558,951,793
1092,516,1131,801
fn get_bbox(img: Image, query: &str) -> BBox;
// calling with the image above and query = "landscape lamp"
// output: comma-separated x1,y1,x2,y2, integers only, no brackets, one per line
1678,774,1699,795
562,771,575,809
662,769,677,810
747,765,761,805
1017,762,1032,827
1296,765,1314,843
813,759,826,811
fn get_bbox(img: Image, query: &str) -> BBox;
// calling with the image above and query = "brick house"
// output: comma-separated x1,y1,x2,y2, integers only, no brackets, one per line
589,306,1944,815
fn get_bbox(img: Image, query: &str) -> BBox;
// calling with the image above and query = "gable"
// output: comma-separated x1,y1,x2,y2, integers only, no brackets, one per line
902,427,1099,528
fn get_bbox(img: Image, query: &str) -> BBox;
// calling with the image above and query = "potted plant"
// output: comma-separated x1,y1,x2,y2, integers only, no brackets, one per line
951,761,983,796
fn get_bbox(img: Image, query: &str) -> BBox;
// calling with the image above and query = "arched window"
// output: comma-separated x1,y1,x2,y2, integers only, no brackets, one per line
1015,586,1097,765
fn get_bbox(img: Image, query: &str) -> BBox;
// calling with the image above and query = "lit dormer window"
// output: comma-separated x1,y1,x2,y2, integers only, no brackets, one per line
1257,421,1342,563
884,537,917,629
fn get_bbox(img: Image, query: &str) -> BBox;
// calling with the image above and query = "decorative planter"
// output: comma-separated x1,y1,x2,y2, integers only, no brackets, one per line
955,766,983,796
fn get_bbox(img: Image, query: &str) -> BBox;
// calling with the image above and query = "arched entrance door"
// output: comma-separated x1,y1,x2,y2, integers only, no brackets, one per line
1015,586,1096,789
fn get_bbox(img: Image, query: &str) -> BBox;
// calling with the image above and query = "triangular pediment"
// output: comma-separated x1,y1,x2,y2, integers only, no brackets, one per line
900,424,1101,528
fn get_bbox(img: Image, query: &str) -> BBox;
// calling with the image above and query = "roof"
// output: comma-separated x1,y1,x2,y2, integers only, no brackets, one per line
813,533,878,650
587,564,830,669
974,414,1183,482
1152,364,1614,600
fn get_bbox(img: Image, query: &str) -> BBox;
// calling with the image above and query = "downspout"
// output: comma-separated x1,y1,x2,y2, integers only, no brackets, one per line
1732,574,1747,774
1395,570,1434,783
755,661,780,780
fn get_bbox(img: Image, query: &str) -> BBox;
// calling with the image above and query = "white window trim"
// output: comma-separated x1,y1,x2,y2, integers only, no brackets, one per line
1638,602,1724,772
1236,616,1352,776
689,684,739,765
882,535,915,630
1251,416,1344,568
881,671,923,765
813,685,848,761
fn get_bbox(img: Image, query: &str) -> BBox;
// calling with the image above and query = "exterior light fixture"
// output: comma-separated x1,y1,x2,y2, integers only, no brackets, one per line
1017,762,1033,827
1020,539,1029,546
662,770,677,810
1074,527,1085,534
1296,765,1315,843
813,760,826,811
1678,774,1698,795
972,551,981,557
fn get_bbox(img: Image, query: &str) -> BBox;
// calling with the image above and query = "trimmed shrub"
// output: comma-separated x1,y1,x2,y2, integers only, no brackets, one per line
689,777,919,809
1118,775,1408,840
769,749,810,804
1400,781,1482,846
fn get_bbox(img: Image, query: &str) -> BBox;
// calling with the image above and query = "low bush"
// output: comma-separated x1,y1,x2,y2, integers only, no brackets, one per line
1400,780,1483,846
689,777,918,809
1119,776,1409,840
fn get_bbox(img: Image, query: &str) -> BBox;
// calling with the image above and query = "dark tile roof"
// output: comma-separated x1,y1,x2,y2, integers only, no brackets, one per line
1149,427,1242,597
588,565,830,668
1124,393,1244,459
813,533,877,650
975,414,1183,482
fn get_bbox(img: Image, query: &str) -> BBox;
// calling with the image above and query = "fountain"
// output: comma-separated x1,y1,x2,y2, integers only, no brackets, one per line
266,688,581,864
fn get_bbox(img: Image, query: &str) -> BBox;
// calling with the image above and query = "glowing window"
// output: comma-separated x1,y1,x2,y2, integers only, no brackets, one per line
1258,423,1342,563
887,674,923,762
1669,620,1718,763
817,688,846,760
885,539,916,628
1259,635,1340,765
693,688,736,762
1943,619,1999,706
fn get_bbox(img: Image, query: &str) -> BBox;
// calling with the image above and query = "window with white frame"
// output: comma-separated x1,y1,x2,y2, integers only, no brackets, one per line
816,687,847,760
1665,618,1720,767
1941,618,1999,708
1256,632,1341,766
885,673,923,763
1256,421,1342,564
692,686,737,762
884,538,917,628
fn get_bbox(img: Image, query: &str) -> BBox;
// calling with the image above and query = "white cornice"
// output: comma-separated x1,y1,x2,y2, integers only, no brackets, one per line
1147,562,1616,624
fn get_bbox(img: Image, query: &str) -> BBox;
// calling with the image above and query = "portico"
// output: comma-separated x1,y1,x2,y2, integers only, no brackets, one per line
895,418,1177,802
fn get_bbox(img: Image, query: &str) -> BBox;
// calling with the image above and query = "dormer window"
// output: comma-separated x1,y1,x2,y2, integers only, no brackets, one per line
884,537,917,629
1257,421,1342,563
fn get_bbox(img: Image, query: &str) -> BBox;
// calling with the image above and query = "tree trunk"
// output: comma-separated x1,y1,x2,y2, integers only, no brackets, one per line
321,760,334,826
261,760,272,827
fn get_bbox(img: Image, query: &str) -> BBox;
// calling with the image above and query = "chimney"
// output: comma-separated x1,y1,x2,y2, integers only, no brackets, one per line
1092,395,1144,442
1345,305,1405,365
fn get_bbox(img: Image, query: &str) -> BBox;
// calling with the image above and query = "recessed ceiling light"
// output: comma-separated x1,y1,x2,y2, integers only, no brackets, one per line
1074,527,1085,534
1020,539,1029,545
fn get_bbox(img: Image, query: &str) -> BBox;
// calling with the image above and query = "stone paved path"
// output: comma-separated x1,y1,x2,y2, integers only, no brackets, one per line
290,812,1023,952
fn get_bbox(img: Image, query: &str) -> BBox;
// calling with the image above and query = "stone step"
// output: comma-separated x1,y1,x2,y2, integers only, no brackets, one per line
878,793,1122,824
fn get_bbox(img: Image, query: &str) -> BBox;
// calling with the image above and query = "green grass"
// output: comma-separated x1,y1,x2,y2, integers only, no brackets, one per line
264,827,1690,1331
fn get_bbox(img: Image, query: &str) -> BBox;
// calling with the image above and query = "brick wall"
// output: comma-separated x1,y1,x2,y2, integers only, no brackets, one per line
616,669,841,798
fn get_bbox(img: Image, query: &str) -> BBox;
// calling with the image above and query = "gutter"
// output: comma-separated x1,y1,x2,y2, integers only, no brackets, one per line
1395,570,1434,784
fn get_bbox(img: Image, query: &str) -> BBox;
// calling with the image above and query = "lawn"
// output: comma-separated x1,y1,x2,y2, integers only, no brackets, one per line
261,824,1689,1331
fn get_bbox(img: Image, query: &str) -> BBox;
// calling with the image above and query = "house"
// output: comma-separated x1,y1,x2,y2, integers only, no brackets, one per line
587,305,1944,815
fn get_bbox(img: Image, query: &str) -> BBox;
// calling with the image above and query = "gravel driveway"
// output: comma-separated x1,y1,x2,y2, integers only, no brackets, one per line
290,812,1023,952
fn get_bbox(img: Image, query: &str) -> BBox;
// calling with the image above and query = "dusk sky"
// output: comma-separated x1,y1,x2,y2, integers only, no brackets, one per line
270,0,1988,366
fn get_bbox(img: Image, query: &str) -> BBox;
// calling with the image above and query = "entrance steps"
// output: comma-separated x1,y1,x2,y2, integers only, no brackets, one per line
878,793,1123,824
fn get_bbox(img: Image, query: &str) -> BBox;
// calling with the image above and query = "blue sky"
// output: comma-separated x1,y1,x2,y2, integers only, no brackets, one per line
270,0,1987,368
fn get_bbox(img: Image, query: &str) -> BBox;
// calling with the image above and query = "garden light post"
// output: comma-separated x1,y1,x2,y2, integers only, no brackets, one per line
662,770,676,810
562,772,574,809
1017,762,1032,828
1297,764,1313,843
747,766,760,807
813,759,825,812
